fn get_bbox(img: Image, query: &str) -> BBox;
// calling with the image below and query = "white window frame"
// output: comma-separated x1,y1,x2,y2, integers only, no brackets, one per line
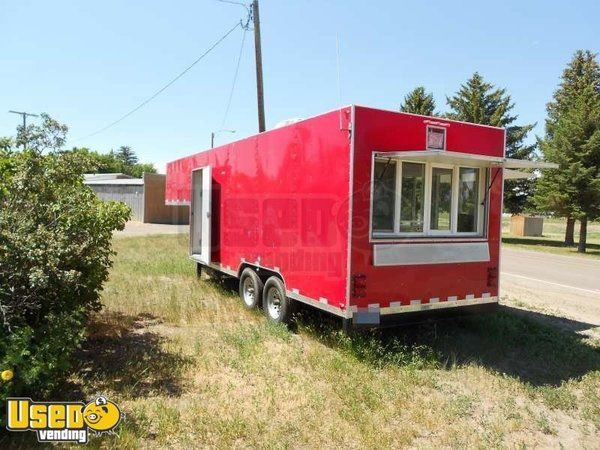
371,158,398,233
456,166,486,237
427,163,455,235
371,156,487,239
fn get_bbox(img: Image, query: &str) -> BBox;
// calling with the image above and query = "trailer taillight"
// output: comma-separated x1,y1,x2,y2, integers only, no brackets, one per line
352,274,367,298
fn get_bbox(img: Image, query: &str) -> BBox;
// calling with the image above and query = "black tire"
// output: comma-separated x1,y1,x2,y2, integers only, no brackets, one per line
196,263,203,278
262,277,294,324
239,268,264,309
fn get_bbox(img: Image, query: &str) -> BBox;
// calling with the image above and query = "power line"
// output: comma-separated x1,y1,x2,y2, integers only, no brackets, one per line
74,20,243,142
216,0,250,11
215,0,264,133
221,26,247,129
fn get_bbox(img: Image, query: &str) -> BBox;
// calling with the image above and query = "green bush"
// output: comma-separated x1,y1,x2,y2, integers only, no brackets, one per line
0,149,130,402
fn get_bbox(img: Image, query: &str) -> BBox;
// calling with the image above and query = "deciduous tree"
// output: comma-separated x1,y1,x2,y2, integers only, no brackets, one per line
15,113,68,152
67,147,157,177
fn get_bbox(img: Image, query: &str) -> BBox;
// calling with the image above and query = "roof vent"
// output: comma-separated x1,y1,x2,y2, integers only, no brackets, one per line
273,118,304,129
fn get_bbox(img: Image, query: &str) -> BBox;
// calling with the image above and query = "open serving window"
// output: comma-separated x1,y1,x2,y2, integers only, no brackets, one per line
370,150,557,240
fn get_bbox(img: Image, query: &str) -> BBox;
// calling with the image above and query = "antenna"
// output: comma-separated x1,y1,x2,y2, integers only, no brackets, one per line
336,33,343,129
336,33,342,106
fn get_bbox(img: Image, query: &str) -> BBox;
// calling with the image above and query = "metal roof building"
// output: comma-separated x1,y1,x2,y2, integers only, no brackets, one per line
84,173,188,224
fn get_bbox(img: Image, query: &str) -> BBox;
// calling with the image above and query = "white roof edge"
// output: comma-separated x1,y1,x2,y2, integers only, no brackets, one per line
374,150,558,170
375,150,503,163
84,179,144,185
504,169,536,180
502,158,558,169
83,172,134,180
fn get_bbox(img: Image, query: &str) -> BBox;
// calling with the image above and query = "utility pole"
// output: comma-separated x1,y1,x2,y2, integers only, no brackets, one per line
252,0,266,132
9,110,39,150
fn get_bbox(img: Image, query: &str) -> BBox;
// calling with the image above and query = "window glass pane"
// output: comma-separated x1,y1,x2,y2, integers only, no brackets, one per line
400,162,425,232
372,160,396,232
458,167,480,233
430,167,453,231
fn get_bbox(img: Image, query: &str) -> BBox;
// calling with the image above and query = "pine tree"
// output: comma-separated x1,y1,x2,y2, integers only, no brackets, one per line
446,73,536,214
400,87,436,116
115,145,138,166
547,50,600,136
539,50,600,245
535,51,600,253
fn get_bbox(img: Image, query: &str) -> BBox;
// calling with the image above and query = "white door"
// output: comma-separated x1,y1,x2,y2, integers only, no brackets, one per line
191,166,212,264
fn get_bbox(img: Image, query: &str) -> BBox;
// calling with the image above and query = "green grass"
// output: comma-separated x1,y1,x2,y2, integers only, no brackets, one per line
5,234,597,448
502,216,600,258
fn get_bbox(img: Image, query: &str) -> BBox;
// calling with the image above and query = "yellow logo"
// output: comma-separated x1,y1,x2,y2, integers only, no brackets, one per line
6,396,122,444
83,397,121,432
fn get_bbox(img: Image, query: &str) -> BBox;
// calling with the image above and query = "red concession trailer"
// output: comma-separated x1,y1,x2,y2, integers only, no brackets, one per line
166,105,545,327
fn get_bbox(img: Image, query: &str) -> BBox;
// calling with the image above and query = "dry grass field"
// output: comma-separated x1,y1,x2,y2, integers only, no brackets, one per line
502,217,600,258
8,234,599,448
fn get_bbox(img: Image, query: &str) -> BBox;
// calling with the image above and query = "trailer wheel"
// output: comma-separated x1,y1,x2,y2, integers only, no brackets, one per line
239,268,264,309
263,277,294,324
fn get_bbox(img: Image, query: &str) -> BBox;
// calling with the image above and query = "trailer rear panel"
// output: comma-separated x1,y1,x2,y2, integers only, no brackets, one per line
349,106,505,319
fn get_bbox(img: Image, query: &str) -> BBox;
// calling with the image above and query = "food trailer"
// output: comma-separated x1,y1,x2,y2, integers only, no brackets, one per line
166,105,552,327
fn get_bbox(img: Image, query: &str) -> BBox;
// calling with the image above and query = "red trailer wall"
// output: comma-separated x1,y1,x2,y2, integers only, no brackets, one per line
166,108,353,311
350,106,505,310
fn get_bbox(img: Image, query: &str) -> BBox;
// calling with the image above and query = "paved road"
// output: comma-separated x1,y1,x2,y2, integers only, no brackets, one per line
501,248,600,295
501,247,600,330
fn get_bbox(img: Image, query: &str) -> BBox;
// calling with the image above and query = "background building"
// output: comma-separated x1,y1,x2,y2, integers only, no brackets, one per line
84,173,188,224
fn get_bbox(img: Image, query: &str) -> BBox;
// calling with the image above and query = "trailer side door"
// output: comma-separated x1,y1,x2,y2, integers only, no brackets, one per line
191,166,212,264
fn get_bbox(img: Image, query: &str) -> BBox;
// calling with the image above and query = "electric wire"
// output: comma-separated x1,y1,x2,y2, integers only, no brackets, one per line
73,20,243,142
220,26,247,129
216,0,250,11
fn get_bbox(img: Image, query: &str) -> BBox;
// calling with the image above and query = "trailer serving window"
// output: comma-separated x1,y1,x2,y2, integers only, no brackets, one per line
372,157,487,239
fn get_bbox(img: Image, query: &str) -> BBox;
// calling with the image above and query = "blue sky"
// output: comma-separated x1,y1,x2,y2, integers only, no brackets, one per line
1,0,598,172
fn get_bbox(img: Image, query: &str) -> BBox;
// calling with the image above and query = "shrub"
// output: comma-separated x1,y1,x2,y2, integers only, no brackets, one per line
0,149,130,403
